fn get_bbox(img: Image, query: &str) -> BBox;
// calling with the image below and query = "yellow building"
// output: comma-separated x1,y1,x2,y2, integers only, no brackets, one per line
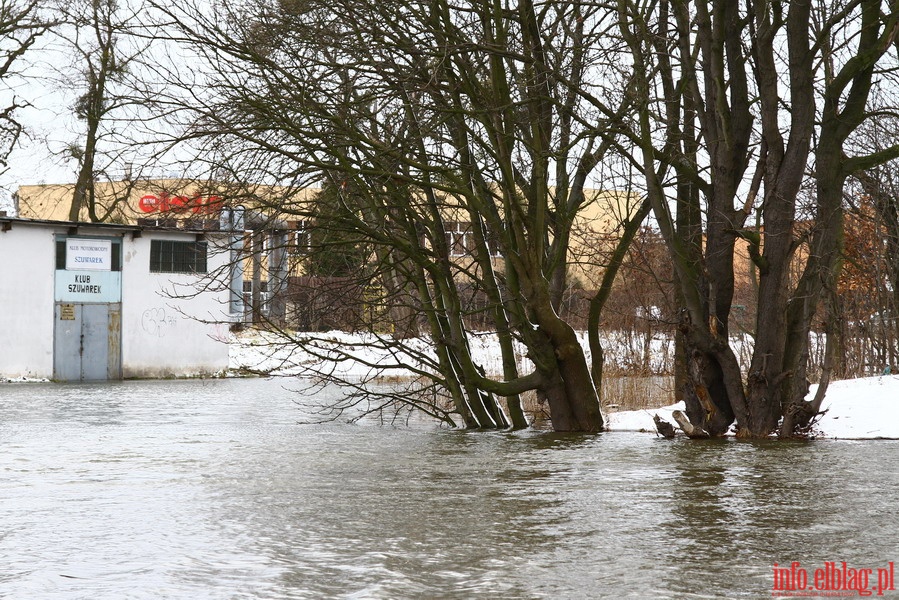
15,178,304,225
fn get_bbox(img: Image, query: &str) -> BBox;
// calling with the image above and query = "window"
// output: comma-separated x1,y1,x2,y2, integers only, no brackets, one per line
242,279,269,315
486,230,502,257
290,220,311,254
445,221,474,257
150,240,208,273
242,231,276,254
443,221,502,258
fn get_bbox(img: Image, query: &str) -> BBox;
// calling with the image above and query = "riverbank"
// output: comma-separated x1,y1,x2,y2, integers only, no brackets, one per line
231,330,899,440
608,374,899,439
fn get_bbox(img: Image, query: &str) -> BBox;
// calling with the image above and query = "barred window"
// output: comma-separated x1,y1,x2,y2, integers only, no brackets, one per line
150,240,208,273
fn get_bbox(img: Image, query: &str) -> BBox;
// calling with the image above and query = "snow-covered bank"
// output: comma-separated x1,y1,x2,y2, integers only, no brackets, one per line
608,375,899,439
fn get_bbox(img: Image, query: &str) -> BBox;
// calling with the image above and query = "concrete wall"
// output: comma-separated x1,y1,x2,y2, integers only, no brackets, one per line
0,220,232,380
0,225,57,378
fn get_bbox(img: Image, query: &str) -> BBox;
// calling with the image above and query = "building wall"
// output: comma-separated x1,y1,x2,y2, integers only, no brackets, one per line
0,225,57,378
120,233,232,378
569,190,644,288
0,219,232,380
17,179,230,223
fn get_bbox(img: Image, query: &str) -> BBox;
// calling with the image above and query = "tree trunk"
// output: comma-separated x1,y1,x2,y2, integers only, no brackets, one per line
678,322,736,437
532,302,604,432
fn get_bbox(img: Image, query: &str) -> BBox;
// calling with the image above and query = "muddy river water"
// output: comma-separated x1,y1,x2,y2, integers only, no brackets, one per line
1,378,897,598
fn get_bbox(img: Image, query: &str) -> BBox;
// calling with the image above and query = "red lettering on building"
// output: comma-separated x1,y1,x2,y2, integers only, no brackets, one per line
137,194,224,215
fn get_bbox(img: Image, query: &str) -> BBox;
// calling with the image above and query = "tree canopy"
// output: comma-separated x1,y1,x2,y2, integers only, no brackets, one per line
144,0,654,431
616,0,899,437
132,0,899,435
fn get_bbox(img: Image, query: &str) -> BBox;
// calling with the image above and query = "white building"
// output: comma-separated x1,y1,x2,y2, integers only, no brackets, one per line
0,217,239,381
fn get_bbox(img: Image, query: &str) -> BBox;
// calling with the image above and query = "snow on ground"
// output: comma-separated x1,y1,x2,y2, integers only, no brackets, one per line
607,401,687,433
608,374,899,439
808,375,899,439
230,329,444,380
229,329,532,379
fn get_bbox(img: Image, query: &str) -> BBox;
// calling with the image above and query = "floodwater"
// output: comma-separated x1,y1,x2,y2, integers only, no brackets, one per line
1,378,897,599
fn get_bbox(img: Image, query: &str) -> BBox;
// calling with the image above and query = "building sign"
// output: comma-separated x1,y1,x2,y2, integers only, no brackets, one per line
60,304,75,320
66,238,112,271
55,271,122,303
138,194,223,215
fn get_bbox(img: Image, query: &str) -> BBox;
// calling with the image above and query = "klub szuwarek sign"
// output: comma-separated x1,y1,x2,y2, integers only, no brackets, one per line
66,239,112,271
56,238,121,303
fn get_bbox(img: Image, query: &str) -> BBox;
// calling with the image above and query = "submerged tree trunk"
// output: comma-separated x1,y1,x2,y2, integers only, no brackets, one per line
529,285,604,432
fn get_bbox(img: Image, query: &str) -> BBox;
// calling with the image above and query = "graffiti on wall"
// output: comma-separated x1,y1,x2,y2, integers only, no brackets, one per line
141,307,178,337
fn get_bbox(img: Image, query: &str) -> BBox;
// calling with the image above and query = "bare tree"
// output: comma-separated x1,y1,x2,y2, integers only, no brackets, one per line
617,0,899,437
145,0,648,431
0,0,51,172
49,0,148,222
845,116,899,374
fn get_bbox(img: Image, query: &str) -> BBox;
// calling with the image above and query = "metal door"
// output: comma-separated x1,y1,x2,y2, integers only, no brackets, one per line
53,303,122,381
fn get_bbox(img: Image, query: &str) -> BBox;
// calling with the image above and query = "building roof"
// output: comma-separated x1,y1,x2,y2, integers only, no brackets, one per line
0,215,228,235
